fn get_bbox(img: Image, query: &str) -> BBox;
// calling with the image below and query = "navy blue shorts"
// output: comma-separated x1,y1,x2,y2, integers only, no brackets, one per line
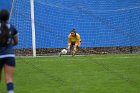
0,57,16,68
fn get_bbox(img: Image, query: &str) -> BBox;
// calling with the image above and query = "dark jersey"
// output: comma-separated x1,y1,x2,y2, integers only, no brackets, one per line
0,23,18,58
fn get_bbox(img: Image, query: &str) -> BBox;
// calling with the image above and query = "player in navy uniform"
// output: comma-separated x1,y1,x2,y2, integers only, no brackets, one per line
0,10,18,93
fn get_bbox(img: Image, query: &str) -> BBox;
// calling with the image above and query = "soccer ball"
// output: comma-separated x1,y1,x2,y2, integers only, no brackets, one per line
61,49,67,54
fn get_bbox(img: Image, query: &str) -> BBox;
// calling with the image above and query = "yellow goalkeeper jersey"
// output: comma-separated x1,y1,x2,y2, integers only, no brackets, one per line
68,33,81,44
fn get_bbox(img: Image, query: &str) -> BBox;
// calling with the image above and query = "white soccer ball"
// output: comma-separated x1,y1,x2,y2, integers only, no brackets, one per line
61,49,67,54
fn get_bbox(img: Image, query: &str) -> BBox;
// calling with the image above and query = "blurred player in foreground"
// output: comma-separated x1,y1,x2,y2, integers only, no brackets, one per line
0,9,18,93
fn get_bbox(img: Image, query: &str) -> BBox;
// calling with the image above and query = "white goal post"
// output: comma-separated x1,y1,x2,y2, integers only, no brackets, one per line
30,0,36,57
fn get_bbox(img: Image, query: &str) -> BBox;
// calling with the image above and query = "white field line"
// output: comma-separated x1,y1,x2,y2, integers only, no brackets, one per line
16,55,139,60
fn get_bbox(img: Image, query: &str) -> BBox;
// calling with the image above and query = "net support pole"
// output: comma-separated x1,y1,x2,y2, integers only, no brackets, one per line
30,0,36,57
9,0,15,21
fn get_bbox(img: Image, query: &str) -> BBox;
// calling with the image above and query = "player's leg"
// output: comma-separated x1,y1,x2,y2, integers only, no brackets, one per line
4,65,14,93
67,44,73,52
0,59,4,83
0,68,2,83
72,42,81,56
66,43,73,54
76,42,81,51
69,43,75,56
4,57,15,93
73,42,80,56
72,46,77,56
70,45,74,52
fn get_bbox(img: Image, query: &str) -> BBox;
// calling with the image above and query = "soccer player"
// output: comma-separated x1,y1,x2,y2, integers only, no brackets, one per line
67,29,81,56
0,9,18,93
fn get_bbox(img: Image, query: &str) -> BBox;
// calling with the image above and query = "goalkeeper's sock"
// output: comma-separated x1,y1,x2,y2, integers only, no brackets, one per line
7,82,14,93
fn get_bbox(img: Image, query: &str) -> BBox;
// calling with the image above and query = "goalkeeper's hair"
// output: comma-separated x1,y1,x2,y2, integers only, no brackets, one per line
0,9,10,47
71,28,76,36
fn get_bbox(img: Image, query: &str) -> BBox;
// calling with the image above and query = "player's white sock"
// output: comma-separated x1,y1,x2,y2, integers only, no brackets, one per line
8,90,14,93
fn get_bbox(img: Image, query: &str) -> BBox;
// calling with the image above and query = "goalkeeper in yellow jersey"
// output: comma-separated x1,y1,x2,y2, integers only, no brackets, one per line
67,29,81,56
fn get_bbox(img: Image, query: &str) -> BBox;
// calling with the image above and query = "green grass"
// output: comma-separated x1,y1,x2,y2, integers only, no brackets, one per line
0,54,140,93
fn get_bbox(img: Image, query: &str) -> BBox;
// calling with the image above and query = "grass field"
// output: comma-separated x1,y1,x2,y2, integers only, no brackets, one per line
0,54,140,93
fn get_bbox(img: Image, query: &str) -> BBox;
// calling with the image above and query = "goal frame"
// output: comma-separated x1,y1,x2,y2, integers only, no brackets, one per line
30,0,36,57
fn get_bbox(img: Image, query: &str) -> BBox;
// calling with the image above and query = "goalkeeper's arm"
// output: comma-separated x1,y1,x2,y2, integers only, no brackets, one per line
67,36,71,52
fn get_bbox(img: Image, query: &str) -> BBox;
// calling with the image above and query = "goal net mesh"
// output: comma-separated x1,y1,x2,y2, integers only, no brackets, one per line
10,0,140,56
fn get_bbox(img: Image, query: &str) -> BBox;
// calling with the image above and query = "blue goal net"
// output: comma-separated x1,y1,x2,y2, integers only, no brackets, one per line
2,0,140,55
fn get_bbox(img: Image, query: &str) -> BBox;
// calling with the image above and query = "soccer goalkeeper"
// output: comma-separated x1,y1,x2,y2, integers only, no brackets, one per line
67,28,81,56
